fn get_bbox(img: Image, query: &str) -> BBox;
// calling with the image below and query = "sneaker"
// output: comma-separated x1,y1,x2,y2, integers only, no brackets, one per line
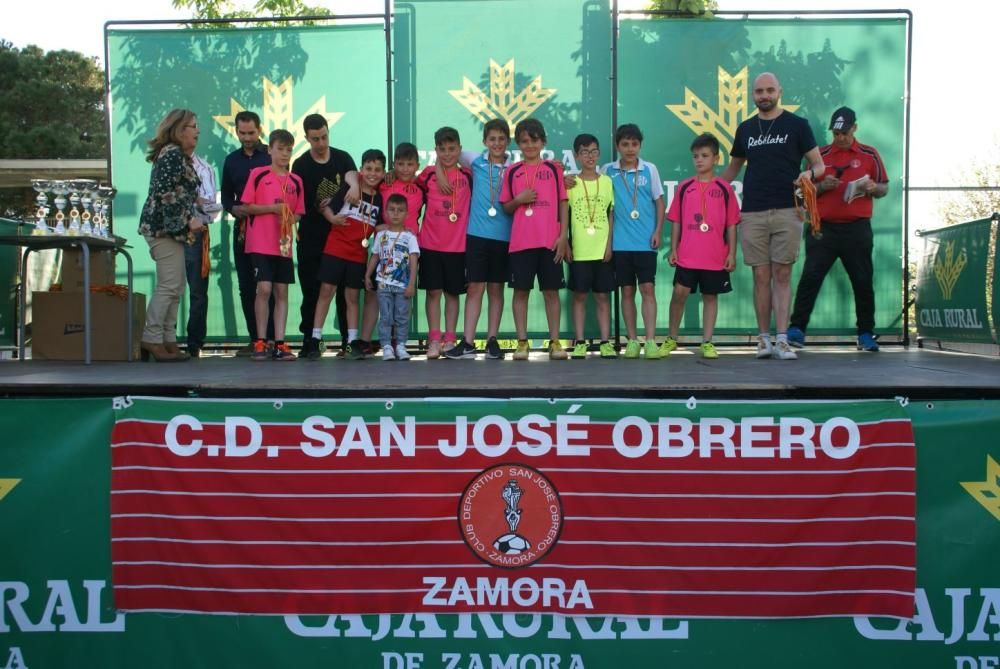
700,342,719,359
235,342,255,358
272,343,296,361
756,336,773,359
599,342,618,358
302,337,323,361
513,340,530,360
644,342,661,360
771,339,798,360
486,336,505,360
857,332,880,352
395,343,411,360
548,340,568,360
346,340,366,360
570,342,588,359
787,326,806,349
382,345,396,361
659,337,678,357
624,340,641,359
250,340,268,362
445,340,478,359
360,340,374,356
426,340,441,359
441,339,456,355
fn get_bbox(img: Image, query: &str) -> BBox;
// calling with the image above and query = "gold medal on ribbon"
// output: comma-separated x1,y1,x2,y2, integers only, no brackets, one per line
699,223,710,233
361,238,369,248
448,212,458,223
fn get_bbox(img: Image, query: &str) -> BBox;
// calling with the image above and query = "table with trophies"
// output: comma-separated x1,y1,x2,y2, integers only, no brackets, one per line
0,179,135,364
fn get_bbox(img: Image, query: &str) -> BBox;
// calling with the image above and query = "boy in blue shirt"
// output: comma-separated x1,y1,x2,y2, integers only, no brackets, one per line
602,123,665,359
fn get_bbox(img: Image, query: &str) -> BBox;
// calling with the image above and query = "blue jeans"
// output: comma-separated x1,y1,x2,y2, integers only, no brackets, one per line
184,231,208,350
377,286,411,347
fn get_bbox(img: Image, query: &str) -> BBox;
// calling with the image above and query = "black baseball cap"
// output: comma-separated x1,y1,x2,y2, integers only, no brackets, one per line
829,107,857,131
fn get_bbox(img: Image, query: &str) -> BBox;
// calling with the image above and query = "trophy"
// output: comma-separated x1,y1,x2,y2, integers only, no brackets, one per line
67,179,96,236
96,184,117,238
80,182,99,236
50,181,70,234
30,179,52,235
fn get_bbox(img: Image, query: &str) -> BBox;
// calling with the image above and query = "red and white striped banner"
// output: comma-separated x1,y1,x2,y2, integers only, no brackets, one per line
110,398,916,618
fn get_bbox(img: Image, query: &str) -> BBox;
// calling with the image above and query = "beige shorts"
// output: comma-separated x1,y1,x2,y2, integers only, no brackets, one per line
739,208,803,266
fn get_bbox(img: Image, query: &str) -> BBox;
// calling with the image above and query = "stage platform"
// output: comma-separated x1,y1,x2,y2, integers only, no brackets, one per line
1,346,997,399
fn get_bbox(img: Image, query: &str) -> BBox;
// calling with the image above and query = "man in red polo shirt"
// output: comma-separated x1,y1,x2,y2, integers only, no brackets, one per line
787,107,889,352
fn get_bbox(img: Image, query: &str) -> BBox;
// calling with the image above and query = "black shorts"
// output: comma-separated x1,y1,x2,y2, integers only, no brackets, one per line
465,234,509,284
251,253,295,284
317,254,365,290
614,251,657,287
569,260,615,293
509,247,566,291
673,266,733,295
419,249,466,295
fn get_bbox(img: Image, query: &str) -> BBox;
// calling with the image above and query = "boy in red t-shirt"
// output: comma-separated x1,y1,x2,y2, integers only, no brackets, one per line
240,129,305,361
415,127,472,358
308,148,385,360
664,133,740,359
500,118,570,360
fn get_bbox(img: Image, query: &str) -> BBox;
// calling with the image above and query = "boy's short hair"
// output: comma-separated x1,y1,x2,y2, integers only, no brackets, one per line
434,126,461,146
483,118,511,141
268,129,295,147
615,123,643,144
302,113,327,133
514,118,546,143
394,142,419,162
690,132,720,155
361,148,387,167
234,110,261,128
573,133,600,153
386,193,408,209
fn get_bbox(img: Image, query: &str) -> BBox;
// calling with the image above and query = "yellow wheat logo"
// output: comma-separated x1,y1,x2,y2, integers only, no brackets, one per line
213,77,345,158
666,66,799,164
932,240,967,300
0,478,19,502
961,455,1000,522
450,59,556,128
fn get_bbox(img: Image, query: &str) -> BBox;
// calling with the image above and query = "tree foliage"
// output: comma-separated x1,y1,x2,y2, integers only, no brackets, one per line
646,0,719,16
938,150,1000,226
0,41,107,160
171,0,331,23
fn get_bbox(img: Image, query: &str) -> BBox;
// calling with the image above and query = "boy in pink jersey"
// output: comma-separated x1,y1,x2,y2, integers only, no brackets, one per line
500,118,570,360
415,127,473,358
240,129,306,361
664,133,740,359
379,142,425,235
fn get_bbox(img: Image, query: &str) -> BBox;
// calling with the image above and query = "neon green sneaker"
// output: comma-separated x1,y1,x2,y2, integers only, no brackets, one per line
624,339,641,359
548,340,569,360
659,337,678,357
513,339,530,360
644,341,661,360
571,342,588,359
599,342,618,358
700,341,719,359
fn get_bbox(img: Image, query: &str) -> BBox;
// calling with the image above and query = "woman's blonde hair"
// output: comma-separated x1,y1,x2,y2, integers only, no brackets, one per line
146,108,196,162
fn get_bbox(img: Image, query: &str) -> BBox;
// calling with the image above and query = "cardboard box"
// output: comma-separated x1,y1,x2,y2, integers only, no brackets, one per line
31,291,145,361
60,248,117,291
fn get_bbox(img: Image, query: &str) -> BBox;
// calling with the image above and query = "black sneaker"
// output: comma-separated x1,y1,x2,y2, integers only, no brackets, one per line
301,337,323,361
445,340,478,359
486,336,505,360
346,339,366,360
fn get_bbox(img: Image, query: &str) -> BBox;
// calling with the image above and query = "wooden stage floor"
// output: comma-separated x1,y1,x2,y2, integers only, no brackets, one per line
1,346,997,399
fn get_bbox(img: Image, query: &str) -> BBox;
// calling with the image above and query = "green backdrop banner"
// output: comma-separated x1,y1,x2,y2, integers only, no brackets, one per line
915,218,995,343
106,9,906,342
2,397,999,667
107,23,389,343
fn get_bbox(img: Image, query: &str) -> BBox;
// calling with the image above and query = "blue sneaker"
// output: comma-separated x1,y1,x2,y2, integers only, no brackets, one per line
857,332,879,352
786,326,805,349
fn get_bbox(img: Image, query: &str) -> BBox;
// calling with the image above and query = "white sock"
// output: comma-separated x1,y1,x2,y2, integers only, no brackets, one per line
311,328,322,339
776,333,788,343
348,329,358,342
759,333,771,342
